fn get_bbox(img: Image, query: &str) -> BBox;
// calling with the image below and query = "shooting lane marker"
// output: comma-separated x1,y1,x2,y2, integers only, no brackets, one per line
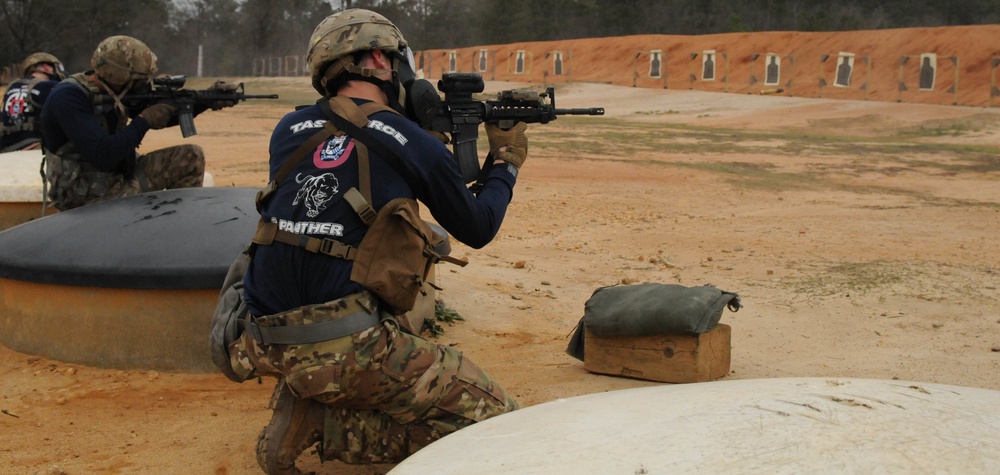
764,52,781,86
702,49,716,81
897,55,910,102
918,53,937,91
749,52,760,90
834,52,854,88
860,55,871,100
817,52,867,99
649,50,663,80
439,50,449,77
283,55,301,77
721,51,730,91
512,50,529,78
632,51,642,87
689,52,698,89
544,50,568,84
268,57,282,77
947,55,960,105
477,49,488,74
818,53,830,96
633,50,667,89
389,378,1000,474
898,53,940,103
749,52,790,94
784,54,796,93
415,51,430,79
991,57,1000,108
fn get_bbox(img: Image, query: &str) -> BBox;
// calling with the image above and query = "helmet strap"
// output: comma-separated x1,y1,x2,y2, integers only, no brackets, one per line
95,76,133,119
391,55,408,113
329,57,406,115
336,73,405,115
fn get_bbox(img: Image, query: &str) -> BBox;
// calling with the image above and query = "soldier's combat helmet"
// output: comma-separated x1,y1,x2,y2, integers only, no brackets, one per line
306,9,417,111
91,35,158,90
21,52,66,80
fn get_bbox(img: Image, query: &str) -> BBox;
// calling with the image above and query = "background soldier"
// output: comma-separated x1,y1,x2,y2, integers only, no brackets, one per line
230,9,526,474
40,35,233,211
1,52,65,152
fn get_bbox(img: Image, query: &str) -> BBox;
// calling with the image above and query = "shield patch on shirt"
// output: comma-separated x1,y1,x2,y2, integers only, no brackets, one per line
314,135,354,169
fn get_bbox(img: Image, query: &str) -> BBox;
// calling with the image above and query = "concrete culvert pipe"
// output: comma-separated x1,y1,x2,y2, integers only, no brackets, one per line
0,187,258,372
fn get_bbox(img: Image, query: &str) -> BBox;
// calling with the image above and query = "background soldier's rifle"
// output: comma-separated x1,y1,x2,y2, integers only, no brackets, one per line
408,72,605,183
115,75,279,137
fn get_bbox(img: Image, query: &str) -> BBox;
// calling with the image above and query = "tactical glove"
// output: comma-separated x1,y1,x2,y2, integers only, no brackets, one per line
425,129,450,144
208,80,239,110
486,122,528,169
140,103,176,130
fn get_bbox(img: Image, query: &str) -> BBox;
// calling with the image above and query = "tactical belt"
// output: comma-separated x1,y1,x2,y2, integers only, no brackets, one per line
245,291,381,345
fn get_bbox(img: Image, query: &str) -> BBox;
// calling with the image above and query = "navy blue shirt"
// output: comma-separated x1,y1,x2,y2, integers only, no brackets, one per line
40,77,151,171
1,78,57,149
243,98,517,316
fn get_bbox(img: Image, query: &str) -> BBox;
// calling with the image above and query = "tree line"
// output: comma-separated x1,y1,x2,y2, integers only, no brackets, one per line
3,0,997,80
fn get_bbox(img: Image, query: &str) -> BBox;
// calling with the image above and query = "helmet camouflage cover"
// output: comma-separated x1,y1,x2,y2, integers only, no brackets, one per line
307,9,407,96
21,52,66,80
91,35,158,89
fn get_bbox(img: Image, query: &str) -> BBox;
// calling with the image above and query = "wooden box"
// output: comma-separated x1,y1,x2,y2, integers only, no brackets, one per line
584,324,731,383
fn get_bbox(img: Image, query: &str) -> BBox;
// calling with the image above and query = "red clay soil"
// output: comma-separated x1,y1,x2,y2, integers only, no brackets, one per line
2,26,999,475
419,25,1000,107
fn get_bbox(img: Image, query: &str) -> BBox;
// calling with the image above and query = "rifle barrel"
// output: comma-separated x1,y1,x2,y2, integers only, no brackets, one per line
554,108,605,116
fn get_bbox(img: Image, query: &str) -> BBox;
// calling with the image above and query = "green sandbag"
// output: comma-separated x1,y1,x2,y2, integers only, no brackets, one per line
566,283,741,361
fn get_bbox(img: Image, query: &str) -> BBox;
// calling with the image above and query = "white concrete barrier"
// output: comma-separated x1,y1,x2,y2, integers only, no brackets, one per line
390,377,1000,474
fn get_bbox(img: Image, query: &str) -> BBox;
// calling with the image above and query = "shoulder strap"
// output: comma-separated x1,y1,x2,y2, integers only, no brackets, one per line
255,97,398,211
66,73,106,111
255,122,339,212
251,97,401,256
317,98,427,200
64,73,122,130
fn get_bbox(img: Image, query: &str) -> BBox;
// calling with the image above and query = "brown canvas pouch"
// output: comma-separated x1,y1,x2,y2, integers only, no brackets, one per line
350,197,444,315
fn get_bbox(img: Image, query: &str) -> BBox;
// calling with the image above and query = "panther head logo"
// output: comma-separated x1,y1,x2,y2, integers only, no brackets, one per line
292,173,339,218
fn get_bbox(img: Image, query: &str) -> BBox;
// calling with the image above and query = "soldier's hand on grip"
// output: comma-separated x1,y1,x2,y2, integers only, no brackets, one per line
486,122,528,169
208,80,240,110
140,103,176,130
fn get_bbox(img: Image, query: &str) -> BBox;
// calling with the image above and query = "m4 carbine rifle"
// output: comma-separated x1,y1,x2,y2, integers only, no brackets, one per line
409,72,605,183
117,75,279,138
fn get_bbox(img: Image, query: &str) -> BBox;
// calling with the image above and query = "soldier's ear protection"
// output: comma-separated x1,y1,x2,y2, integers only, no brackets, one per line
392,46,438,123
389,46,417,119
405,78,440,130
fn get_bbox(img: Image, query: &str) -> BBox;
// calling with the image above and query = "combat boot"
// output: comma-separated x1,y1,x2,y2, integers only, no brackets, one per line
256,378,325,475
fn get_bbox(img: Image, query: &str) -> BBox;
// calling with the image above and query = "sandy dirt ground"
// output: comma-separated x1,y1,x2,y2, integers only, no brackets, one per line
1,73,999,474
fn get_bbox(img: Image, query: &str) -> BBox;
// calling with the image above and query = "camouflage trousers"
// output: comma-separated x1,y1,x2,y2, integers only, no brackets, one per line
233,296,519,464
46,143,205,211
135,143,205,192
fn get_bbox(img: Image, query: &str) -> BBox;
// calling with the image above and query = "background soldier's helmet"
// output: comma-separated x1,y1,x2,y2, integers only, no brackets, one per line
21,52,66,80
306,9,408,96
91,35,158,89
